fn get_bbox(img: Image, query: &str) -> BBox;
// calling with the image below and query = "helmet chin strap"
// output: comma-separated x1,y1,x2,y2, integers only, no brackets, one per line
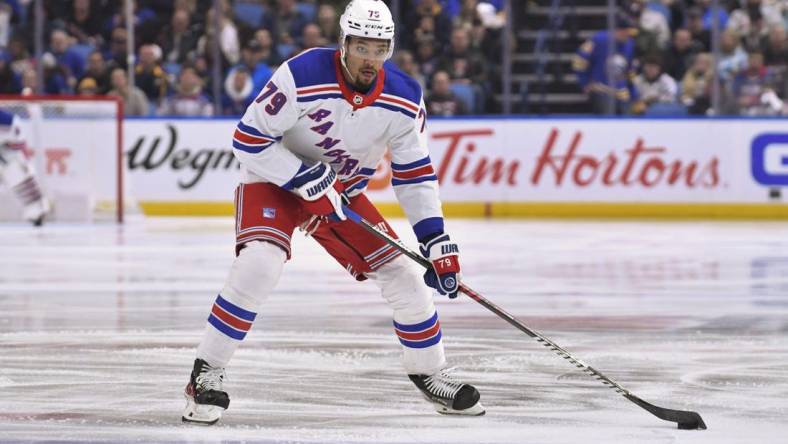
339,48,358,85
338,36,359,86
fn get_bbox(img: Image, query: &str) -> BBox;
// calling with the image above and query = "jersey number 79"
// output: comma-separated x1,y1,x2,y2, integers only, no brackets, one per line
255,81,288,115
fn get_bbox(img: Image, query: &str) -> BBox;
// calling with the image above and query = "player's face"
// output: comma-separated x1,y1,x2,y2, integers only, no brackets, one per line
344,37,389,87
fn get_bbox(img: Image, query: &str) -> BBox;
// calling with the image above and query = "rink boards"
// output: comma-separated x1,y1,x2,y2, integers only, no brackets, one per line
39,117,788,218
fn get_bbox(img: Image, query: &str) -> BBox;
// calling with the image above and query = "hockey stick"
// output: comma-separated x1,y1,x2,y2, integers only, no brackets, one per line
342,207,707,430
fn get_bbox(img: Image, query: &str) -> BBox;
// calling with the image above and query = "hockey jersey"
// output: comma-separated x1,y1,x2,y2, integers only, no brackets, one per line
0,109,24,150
233,48,444,240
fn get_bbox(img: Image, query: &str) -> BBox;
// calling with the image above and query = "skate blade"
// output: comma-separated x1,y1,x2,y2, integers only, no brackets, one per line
182,394,225,425
435,401,486,416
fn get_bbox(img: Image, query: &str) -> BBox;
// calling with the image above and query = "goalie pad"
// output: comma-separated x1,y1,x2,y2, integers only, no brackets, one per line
0,137,49,224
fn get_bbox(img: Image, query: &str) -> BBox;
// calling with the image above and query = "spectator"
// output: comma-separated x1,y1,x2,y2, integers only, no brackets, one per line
475,1,506,30
7,37,33,77
174,0,199,17
455,0,482,29
108,68,150,116
222,66,254,116
732,52,776,115
687,7,711,51
197,5,240,69
238,39,274,94
105,1,156,40
717,29,749,82
681,53,714,115
66,0,103,46
762,24,788,100
414,15,438,48
663,28,702,81
394,50,426,90
301,23,326,51
762,25,788,67
405,0,453,48
20,67,37,96
415,36,440,80
80,50,111,94
40,52,70,95
632,53,679,114
159,8,199,65
572,16,637,114
135,44,168,105
261,0,310,56
158,65,213,116
49,29,85,85
0,51,21,94
77,76,99,96
636,0,672,50
426,70,468,116
105,26,128,70
697,0,729,30
438,27,487,86
728,0,784,42
252,29,283,67
0,3,12,48
317,4,339,45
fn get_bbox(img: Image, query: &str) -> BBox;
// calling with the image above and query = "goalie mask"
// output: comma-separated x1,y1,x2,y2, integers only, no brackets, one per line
339,0,395,62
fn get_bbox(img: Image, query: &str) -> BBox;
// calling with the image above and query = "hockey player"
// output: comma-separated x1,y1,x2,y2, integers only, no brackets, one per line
182,0,484,425
0,109,49,226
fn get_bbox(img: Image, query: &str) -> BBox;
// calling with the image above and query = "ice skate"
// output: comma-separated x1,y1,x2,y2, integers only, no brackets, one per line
182,358,230,425
409,368,485,416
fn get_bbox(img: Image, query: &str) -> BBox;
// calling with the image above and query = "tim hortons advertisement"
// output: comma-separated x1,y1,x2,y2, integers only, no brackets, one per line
123,119,788,204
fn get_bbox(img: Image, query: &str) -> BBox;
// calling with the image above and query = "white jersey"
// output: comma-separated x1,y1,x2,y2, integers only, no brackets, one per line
0,110,24,149
232,48,445,240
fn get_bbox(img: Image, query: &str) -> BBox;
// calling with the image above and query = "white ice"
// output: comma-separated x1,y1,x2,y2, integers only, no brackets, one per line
1,217,787,443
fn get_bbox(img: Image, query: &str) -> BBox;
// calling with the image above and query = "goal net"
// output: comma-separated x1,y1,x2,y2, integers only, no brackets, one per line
0,95,125,223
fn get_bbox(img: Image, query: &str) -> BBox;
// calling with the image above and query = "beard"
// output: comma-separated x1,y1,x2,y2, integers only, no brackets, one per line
352,68,377,91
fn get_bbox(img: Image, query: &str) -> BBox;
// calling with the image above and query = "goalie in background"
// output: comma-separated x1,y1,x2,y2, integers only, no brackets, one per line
0,109,50,226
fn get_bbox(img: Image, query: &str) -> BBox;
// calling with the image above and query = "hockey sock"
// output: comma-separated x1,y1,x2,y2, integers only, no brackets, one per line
368,256,446,375
196,240,286,367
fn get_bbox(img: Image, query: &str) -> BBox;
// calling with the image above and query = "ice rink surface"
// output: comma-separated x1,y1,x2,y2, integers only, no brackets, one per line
1,216,787,444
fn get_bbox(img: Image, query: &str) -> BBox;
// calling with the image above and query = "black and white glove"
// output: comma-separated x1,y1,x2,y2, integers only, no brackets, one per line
419,233,461,298
291,162,349,235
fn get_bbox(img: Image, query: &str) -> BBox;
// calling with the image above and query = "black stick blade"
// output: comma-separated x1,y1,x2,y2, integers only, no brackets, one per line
625,394,707,430
677,411,707,430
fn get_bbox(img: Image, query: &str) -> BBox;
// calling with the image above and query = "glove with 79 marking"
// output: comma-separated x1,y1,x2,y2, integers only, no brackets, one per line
419,233,461,299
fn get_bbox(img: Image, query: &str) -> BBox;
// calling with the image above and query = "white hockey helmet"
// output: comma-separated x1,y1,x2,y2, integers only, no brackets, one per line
339,0,396,61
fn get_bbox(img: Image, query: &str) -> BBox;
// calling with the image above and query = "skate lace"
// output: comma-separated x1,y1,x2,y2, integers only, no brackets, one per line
424,367,463,400
195,366,226,391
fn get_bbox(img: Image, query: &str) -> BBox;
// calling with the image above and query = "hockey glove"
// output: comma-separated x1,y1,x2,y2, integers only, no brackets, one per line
291,162,349,234
419,233,461,298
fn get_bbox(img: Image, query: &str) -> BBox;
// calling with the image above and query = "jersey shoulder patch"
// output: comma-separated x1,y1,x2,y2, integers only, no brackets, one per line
286,48,338,89
376,62,422,119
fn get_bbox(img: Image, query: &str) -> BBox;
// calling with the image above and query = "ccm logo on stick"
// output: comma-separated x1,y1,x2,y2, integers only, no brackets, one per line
752,133,788,186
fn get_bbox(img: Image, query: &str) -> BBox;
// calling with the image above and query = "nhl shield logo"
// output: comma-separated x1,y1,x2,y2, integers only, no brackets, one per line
353,94,363,105
263,208,276,218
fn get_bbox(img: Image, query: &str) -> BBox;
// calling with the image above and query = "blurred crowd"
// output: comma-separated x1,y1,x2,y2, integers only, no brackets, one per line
0,0,505,117
572,0,788,116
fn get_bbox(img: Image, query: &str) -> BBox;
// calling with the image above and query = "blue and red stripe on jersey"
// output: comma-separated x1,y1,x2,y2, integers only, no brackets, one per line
207,294,257,340
372,93,420,119
232,122,280,153
341,167,376,194
391,157,438,186
393,311,442,349
296,84,343,102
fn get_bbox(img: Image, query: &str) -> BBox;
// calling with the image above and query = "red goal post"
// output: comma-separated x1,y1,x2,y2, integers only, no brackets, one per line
0,95,125,223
